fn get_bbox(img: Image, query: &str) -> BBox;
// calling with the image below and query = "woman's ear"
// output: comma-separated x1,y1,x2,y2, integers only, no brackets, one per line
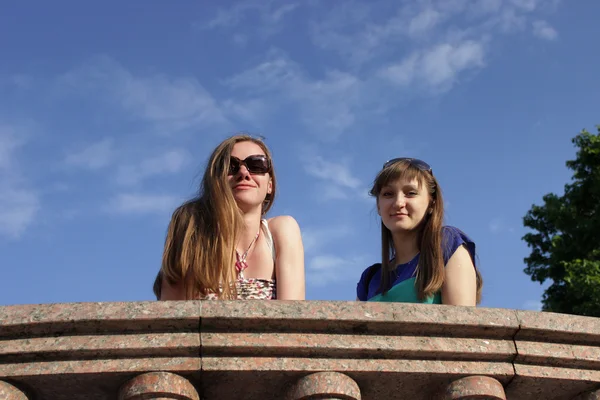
429,199,435,214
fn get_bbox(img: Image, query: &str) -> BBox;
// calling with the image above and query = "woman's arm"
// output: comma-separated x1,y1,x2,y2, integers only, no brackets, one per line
269,215,305,300
441,245,477,306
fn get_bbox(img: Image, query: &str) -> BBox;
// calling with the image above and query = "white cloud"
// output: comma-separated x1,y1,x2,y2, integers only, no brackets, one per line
408,8,442,37
0,187,39,239
306,254,366,286
60,56,230,135
308,2,479,66
294,70,360,139
303,155,361,189
120,76,227,131
307,255,349,285
481,0,556,34
510,0,538,12
107,193,180,215
494,7,528,33
232,34,249,46
0,131,22,169
381,40,485,92
222,0,559,140
269,3,298,23
422,40,485,87
221,98,268,126
379,54,420,86
213,0,560,143
532,20,558,40
302,225,353,253
65,138,115,170
437,0,470,14
310,255,347,271
321,186,352,201
0,123,39,239
309,3,405,66
469,0,503,16
198,1,299,37
298,148,370,202
226,56,298,92
226,52,362,140
116,149,190,185
310,0,556,70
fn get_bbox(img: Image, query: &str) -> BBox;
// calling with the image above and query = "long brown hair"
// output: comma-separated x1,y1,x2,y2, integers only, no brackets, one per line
159,134,276,299
370,160,482,303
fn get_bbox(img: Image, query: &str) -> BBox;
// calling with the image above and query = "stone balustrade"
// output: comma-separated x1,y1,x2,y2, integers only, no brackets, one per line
0,301,598,399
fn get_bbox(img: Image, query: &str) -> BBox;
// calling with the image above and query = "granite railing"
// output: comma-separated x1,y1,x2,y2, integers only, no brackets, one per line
0,301,598,400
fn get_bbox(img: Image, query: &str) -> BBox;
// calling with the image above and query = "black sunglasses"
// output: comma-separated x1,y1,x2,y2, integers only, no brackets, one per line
383,157,432,173
228,155,270,175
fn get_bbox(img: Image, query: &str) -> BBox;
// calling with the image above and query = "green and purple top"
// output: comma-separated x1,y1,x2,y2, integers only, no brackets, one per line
356,226,476,303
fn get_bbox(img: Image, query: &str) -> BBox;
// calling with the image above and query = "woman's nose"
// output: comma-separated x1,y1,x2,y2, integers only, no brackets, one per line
237,164,251,179
394,194,406,207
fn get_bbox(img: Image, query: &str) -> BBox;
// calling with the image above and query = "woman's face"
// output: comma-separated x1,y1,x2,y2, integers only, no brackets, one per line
377,176,431,234
228,141,272,212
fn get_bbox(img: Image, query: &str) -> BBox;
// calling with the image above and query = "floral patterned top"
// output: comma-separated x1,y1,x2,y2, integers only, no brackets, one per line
200,219,276,300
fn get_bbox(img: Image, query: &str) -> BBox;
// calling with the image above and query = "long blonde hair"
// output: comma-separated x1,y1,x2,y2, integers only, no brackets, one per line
158,134,276,299
370,160,482,303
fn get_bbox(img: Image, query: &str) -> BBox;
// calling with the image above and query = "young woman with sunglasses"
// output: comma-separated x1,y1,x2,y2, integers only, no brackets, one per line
356,158,482,305
155,134,305,300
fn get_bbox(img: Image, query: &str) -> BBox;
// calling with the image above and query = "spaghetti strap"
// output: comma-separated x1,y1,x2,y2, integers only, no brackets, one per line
261,219,276,261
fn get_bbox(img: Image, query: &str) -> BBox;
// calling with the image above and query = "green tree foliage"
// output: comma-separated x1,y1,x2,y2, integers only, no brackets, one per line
522,126,600,316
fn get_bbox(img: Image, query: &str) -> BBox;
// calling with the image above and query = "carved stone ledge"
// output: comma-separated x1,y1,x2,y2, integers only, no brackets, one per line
572,388,600,400
1,301,598,399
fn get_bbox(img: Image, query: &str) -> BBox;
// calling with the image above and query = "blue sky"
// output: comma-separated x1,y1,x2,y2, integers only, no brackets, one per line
1,0,598,310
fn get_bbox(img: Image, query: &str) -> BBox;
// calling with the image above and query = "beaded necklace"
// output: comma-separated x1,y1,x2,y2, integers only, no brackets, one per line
235,229,260,279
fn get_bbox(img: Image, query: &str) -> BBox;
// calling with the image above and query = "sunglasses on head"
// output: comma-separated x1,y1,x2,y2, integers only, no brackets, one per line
383,157,432,173
228,155,270,175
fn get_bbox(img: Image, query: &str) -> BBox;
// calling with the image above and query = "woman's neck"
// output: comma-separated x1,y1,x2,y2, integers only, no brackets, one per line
237,208,263,250
391,229,420,265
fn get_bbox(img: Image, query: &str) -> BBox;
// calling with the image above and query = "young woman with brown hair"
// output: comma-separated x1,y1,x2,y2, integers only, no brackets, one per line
356,158,482,305
154,134,305,300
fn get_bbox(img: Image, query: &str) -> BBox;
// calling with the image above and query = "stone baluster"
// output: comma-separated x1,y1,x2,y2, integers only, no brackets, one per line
118,371,199,400
287,371,361,400
0,381,29,400
443,376,506,400
572,388,600,400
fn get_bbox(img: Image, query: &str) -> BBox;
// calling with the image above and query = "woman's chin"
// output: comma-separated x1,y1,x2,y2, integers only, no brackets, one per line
234,196,263,212
384,221,414,233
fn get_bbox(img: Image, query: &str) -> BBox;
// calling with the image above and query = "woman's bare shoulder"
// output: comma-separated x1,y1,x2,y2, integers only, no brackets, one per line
266,215,300,235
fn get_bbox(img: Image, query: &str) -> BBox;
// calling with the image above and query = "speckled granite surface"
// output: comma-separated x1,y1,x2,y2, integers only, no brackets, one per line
0,300,598,399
